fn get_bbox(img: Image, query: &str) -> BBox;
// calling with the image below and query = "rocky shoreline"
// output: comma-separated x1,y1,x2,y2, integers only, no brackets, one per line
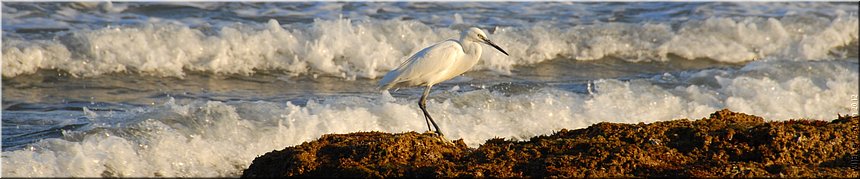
242,109,859,177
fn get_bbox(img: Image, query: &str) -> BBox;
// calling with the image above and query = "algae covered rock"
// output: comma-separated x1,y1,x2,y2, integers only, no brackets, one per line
242,109,860,177
242,132,469,177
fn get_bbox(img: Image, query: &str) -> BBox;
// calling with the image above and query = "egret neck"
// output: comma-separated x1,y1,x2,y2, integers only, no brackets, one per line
446,34,484,81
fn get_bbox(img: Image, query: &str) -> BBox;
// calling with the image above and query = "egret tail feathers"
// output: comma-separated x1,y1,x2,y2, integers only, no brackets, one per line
378,70,401,90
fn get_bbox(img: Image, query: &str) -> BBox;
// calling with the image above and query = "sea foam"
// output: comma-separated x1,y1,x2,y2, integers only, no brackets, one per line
3,13,857,78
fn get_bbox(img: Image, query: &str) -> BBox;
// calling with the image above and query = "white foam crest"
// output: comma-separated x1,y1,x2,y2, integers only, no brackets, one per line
661,12,859,62
2,39,74,77
3,99,315,177
3,14,857,78
1,18,450,78
3,60,856,177
485,12,858,67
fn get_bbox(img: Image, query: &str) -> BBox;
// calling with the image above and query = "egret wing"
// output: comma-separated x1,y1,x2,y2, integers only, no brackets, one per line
379,40,463,89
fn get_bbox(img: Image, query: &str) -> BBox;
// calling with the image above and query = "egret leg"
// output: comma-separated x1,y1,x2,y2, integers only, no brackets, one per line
420,99,432,132
419,85,444,136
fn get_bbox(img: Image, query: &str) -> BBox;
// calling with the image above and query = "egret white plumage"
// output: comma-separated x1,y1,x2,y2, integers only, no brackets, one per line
378,27,509,136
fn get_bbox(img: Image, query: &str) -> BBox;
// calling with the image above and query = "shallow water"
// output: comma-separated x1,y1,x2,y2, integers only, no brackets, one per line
2,2,858,177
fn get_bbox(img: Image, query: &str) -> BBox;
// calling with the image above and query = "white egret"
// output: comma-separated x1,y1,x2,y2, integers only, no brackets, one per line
378,27,509,137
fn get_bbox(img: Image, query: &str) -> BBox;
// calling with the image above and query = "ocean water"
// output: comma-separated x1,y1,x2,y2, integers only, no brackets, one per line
1,1,858,177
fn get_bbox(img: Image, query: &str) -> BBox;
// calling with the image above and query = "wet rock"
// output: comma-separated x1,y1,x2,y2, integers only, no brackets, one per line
242,132,469,177
242,109,860,177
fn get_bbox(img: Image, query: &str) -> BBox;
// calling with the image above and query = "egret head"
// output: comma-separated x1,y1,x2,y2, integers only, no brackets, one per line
461,27,509,56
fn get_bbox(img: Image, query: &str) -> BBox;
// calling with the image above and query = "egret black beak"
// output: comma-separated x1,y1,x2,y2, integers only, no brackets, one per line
483,39,509,56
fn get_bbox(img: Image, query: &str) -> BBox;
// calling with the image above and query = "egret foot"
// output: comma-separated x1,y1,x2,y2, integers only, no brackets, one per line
436,135,454,145
426,132,452,145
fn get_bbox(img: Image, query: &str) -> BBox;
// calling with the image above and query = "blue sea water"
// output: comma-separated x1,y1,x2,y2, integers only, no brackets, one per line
1,1,858,177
